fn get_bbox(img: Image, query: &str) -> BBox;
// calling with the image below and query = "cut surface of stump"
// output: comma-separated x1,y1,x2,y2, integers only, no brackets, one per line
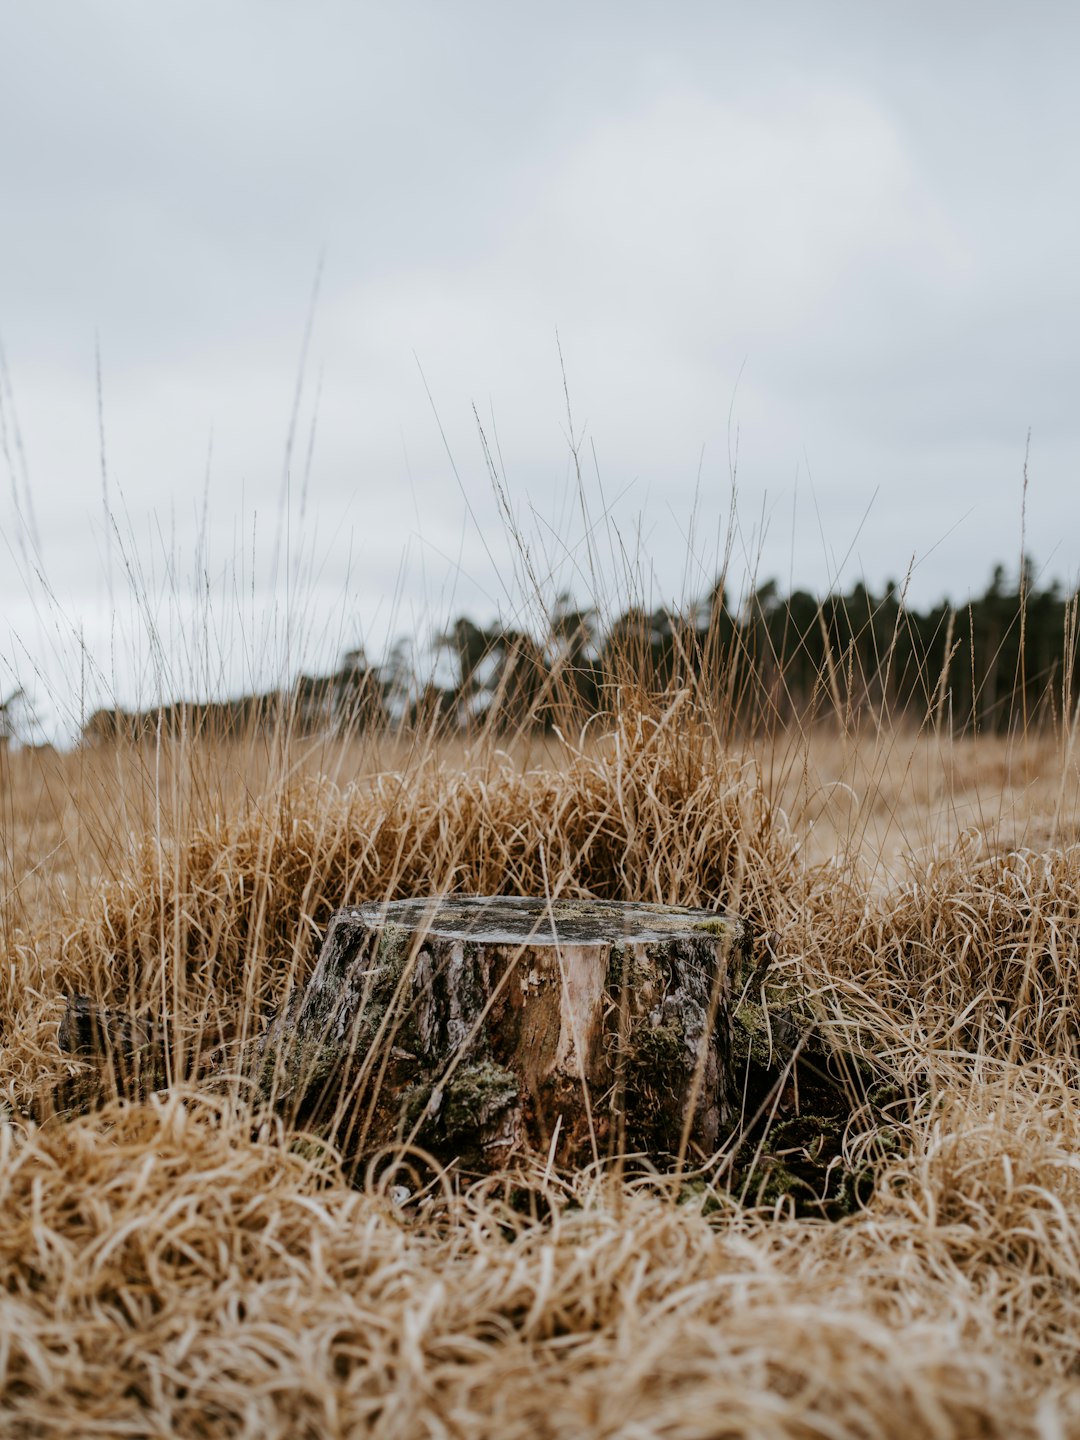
261,895,750,1169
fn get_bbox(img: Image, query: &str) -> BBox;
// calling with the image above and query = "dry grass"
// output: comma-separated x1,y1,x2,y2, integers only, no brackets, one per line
3,694,1080,1436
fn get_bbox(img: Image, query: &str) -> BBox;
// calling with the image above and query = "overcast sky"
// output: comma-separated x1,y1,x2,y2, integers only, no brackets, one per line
2,1,1078,734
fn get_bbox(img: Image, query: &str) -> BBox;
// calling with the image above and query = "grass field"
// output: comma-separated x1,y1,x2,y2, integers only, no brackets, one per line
2,691,1080,1437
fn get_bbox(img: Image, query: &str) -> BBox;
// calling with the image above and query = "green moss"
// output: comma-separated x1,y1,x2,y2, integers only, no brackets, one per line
255,1035,348,1106
604,942,653,990
617,1017,689,1150
676,1178,734,1218
692,918,736,937
632,1019,685,1072
359,924,416,1026
749,1159,803,1207
400,1060,519,1144
440,1061,519,1139
768,1112,843,1154
733,999,778,1067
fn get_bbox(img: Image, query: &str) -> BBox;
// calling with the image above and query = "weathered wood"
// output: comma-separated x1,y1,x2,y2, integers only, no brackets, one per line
259,896,751,1168
58,994,157,1060
54,994,165,1108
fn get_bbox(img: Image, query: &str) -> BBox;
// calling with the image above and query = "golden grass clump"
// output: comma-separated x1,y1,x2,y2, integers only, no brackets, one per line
1,1091,1078,1438
795,837,1080,1065
869,1075,1080,1372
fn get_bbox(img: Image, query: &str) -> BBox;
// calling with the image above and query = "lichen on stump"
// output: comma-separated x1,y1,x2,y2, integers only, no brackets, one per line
259,895,750,1169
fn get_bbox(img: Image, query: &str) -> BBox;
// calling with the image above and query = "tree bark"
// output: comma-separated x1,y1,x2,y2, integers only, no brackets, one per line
53,994,165,1113
260,896,750,1168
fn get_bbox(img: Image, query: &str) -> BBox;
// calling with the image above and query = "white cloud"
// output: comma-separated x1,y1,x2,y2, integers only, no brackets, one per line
531,90,968,334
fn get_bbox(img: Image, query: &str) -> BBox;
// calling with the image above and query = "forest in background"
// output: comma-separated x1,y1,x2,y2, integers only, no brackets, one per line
73,560,1080,745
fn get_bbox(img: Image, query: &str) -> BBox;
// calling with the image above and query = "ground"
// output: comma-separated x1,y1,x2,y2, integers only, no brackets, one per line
1,711,1079,1437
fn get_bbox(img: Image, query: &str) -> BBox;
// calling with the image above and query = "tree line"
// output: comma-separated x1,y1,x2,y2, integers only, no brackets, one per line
81,562,1080,744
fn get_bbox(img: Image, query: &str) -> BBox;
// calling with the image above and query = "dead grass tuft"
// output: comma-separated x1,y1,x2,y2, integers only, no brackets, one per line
1,1092,1077,1437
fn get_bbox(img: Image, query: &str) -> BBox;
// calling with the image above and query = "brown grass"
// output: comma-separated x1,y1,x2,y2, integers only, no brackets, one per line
2,696,1080,1436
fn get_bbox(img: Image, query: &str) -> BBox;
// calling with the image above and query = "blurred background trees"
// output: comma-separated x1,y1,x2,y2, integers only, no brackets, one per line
76,562,1079,745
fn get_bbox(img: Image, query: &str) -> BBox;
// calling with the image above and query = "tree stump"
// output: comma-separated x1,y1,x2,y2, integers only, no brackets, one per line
58,994,163,1087
260,896,750,1168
